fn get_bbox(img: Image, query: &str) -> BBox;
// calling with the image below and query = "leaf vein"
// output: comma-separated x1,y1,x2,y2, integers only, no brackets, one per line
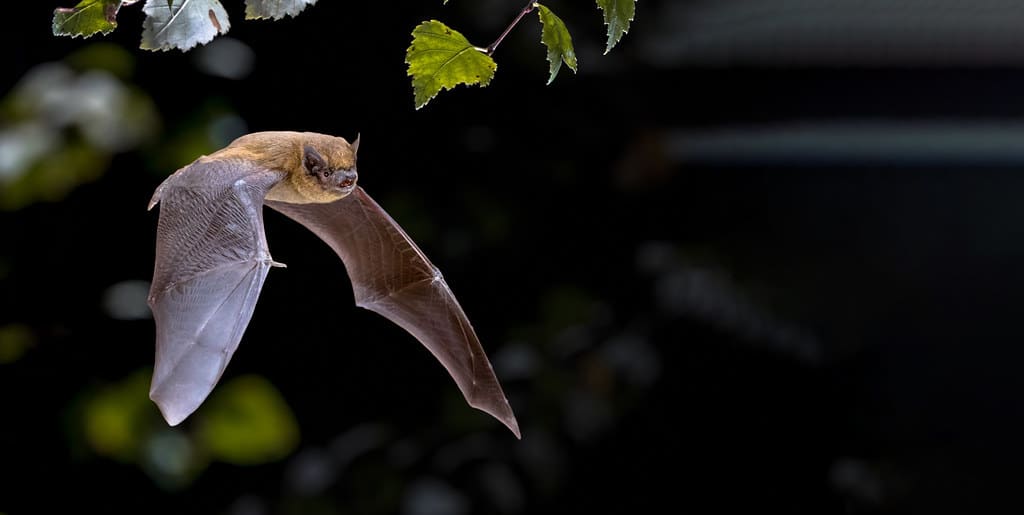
155,0,193,39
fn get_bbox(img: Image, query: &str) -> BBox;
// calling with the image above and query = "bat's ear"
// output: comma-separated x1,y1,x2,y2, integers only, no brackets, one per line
303,144,327,175
352,133,360,156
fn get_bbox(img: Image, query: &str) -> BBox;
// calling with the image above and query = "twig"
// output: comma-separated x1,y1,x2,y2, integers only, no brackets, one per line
485,1,537,56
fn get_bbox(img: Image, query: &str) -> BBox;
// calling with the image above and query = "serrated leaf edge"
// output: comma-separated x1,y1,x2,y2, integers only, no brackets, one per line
52,0,121,38
535,3,577,85
244,0,318,21
139,0,231,52
596,0,636,54
405,20,497,109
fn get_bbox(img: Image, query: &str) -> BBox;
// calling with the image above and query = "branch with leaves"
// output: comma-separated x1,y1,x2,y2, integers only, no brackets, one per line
52,0,313,51
51,0,638,108
406,0,635,108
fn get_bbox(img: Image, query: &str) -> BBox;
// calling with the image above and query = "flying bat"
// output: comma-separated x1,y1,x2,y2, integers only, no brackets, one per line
146,131,519,438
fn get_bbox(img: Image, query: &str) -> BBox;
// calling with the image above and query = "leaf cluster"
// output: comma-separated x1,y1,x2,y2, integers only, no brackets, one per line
406,1,636,108
52,0,638,107
53,0,318,51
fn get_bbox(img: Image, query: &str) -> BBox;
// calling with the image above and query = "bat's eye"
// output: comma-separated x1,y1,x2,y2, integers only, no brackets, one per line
322,170,332,178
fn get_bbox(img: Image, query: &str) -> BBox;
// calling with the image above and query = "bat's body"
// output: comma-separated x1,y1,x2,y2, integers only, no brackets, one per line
147,131,519,438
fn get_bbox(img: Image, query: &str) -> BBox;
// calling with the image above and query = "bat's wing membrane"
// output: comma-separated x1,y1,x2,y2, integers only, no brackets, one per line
267,188,520,438
148,160,286,425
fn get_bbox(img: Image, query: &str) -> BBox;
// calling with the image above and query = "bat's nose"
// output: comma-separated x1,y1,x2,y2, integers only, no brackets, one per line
338,169,358,188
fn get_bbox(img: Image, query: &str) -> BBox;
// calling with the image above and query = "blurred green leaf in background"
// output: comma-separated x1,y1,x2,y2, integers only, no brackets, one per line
0,324,35,364
82,369,159,462
197,374,300,465
0,44,158,210
77,370,299,488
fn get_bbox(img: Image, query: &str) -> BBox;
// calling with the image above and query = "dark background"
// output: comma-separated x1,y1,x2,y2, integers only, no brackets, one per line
3,1,1024,513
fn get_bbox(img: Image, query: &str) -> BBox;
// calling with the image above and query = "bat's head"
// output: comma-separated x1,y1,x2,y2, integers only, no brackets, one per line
242,132,362,204
301,134,359,198
303,144,357,196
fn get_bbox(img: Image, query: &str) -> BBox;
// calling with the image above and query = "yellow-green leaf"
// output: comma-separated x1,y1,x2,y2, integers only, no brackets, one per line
82,370,153,462
0,324,35,364
196,375,299,465
535,4,577,85
406,20,496,110
595,0,635,54
53,0,122,38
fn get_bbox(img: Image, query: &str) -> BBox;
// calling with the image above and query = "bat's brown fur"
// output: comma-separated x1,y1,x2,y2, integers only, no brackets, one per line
203,131,358,204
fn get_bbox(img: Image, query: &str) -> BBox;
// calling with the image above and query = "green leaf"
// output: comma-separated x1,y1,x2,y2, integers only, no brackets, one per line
245,0,317,20
140,0,230,52
0,324,35,364
82,370,154,462
52,0,123,38
595,0,635,54
535,3,577,85
406,20,497,110
196,375,300,465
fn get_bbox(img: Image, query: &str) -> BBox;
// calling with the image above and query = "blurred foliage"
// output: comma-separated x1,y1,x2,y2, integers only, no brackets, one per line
78,370,299,487
0,323,35,364
0,43,158,210
148,103,247,173
82,369,156,461
102,280,154,320
197,374,300,465
540,285,602,333
65,40,137,78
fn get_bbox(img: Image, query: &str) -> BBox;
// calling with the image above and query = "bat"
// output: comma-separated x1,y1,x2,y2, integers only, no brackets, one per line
146,131,520,438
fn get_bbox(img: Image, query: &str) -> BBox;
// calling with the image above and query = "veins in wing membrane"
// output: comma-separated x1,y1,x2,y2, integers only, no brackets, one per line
153,184,265,293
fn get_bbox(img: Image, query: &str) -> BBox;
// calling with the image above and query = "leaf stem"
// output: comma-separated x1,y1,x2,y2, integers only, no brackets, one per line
485,0,536,56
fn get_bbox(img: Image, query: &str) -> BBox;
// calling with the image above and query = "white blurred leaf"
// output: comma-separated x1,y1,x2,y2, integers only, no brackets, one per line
0,123,60,181
403,477,468,515
195,37,255,79
103,280,152,320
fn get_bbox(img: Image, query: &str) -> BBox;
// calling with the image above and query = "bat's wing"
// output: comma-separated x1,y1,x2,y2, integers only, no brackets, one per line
147,159,286,426
266,188,520,438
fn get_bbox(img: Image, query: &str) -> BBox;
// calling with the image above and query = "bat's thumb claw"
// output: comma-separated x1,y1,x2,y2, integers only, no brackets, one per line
270,260,287,268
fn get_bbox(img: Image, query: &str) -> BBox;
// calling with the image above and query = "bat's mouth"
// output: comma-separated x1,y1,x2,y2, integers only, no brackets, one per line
330,169,358,194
